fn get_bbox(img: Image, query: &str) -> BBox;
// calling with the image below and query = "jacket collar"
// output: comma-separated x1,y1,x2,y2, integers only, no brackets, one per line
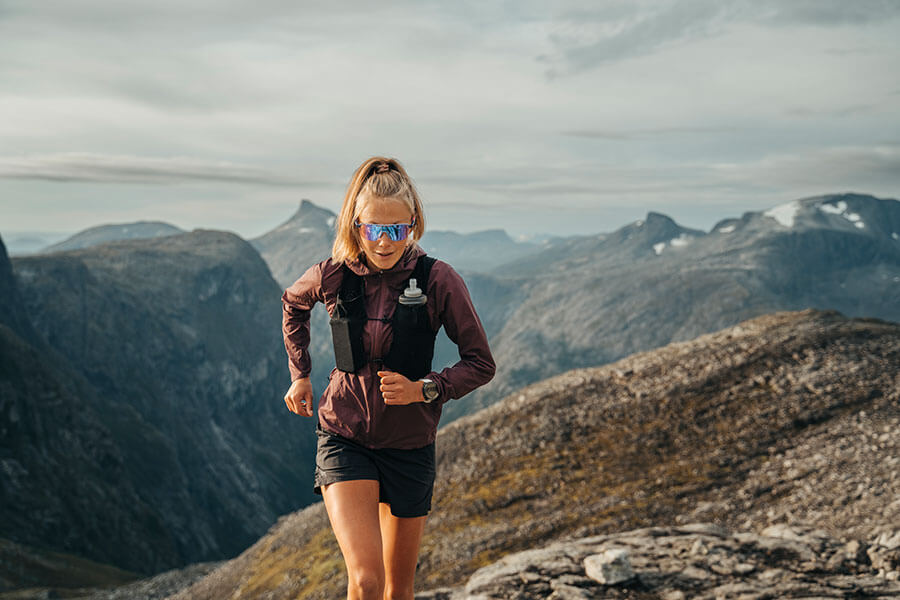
345,243,425,277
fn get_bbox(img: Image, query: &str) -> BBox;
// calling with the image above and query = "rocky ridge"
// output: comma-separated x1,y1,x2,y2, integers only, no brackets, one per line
163,309,899,600
41,221,184,253
423,523,900,599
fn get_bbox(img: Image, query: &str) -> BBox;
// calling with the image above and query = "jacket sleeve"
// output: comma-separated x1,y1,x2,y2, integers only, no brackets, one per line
426,261,496,403
282,262,325,381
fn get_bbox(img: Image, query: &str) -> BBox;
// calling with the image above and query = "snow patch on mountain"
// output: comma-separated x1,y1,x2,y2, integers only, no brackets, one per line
764,201,800,228
653,234,693,255
718,224,736,234
819,201,848,215
670,234,692,248
818,201,866,229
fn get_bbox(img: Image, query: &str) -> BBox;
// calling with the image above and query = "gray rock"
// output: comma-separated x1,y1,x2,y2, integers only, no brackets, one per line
583,549,634,585
441,524,900,599
877,531,900,550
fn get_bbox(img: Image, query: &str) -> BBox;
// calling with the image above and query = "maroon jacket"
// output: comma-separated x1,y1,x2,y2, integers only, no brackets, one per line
282,244,495,449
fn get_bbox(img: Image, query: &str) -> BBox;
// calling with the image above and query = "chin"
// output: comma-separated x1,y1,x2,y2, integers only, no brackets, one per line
370,254,399,269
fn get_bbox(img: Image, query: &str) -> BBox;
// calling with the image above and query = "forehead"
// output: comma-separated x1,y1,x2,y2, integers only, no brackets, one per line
357,196,413,223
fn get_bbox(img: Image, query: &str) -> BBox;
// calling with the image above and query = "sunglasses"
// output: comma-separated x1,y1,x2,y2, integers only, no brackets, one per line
355,219,415,242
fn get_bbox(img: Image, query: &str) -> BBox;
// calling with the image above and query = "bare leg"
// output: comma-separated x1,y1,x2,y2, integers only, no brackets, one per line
321,480,384,600
379,503,427,600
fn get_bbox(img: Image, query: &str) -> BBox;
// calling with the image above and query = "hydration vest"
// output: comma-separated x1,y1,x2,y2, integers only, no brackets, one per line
329,255,438,381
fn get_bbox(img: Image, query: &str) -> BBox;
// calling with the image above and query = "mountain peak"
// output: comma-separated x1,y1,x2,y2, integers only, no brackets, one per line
644,211,676,225
287,200,337,226
42,221,184,253
250,200,338,287
614,211,704,257
756,192,900,238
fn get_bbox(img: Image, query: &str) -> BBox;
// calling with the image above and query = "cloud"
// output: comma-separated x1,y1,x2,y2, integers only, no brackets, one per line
0,153,323,186
423,160,765,204
784,103,883,118
737,145,900,189
0,1,897,238
540,0,730,77
540,0,900,76
0,2,423,114
423,144,900,211
561,126,739,140
762,1,900,27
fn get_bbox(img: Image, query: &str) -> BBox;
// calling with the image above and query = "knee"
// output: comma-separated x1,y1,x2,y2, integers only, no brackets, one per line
383,584,414,600
348,567,384,599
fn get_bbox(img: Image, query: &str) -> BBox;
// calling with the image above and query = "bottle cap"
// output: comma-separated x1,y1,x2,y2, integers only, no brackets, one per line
404,278,423,298
399,278,427,305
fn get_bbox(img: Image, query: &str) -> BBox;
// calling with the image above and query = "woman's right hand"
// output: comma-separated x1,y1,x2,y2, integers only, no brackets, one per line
284,378,314,417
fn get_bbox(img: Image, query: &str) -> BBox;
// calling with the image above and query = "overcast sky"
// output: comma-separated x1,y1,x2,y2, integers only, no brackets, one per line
2,0,899,241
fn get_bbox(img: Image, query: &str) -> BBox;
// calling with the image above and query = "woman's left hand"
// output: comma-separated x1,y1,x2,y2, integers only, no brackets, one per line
378,370,424,405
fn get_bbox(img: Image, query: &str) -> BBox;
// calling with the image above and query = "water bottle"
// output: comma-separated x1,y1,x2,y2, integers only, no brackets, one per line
384,278,433,380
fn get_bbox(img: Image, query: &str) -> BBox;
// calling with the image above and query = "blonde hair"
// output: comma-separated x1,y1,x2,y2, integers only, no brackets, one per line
332,156,426,263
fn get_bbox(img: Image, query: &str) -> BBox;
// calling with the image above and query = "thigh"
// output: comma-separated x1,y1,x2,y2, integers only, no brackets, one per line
322,480,383,575
379,502,427,592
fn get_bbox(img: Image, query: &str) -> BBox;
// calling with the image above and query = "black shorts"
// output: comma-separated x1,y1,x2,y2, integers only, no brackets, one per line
314,425,436,518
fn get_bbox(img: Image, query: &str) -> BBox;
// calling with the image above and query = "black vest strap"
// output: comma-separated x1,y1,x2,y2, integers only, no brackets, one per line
330,255,438,380
330,264,366,372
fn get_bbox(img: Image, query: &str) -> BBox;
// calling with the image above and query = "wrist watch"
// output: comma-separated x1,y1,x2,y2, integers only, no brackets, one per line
421,378,440,403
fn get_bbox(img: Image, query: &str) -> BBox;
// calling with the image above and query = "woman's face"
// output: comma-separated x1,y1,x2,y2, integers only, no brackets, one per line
356,196,415,271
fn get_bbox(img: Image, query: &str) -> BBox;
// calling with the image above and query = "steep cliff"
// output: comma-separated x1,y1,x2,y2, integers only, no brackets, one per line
7,231,317,575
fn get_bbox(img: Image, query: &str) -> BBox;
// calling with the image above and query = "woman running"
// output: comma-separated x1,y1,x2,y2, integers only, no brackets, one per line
282,156,495,600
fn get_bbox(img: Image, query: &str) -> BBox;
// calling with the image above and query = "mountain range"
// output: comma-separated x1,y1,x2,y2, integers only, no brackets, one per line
244,192,900,426
36,192,896,425
247,198,540,290
2,191,899,596
445,192,900,421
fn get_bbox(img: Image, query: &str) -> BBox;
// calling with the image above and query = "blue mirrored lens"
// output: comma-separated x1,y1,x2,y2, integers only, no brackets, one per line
357,223,412,241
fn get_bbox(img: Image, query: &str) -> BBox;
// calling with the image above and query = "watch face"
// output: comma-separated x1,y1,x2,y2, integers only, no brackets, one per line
424,382,439,401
